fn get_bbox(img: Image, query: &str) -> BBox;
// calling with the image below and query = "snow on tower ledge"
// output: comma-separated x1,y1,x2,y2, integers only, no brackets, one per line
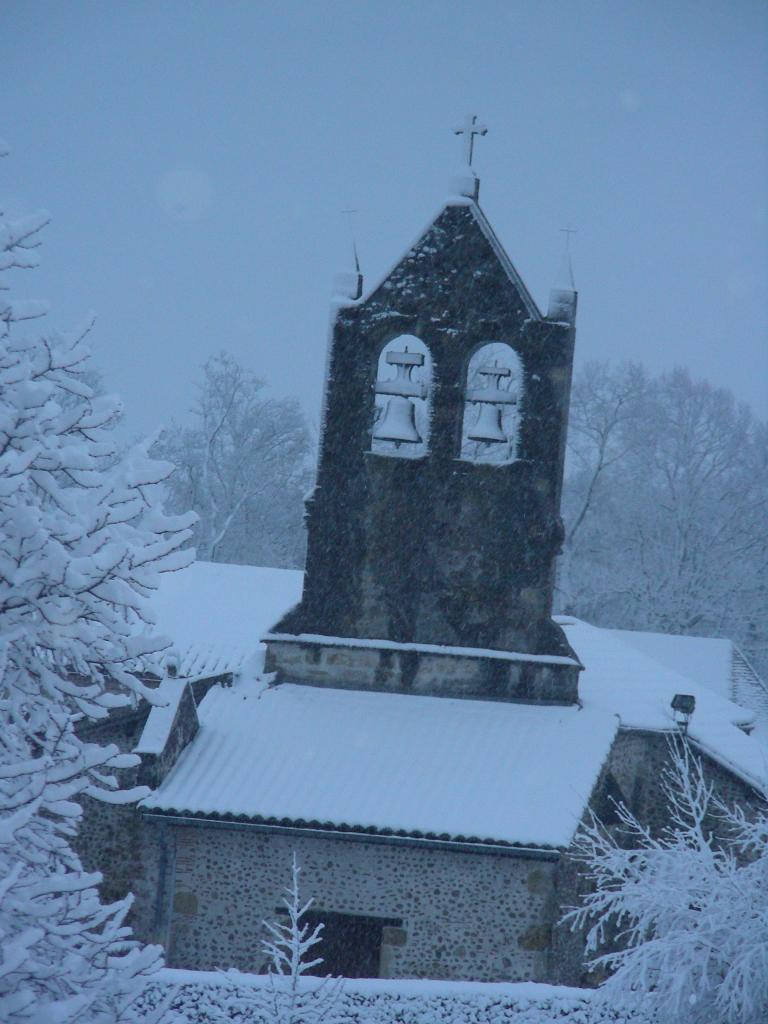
332,269,363,302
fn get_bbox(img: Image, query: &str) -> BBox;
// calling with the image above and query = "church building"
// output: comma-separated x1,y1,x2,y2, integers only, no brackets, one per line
77,121,767,986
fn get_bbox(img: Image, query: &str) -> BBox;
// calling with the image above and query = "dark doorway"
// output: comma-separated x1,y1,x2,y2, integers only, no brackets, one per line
300,910,401,978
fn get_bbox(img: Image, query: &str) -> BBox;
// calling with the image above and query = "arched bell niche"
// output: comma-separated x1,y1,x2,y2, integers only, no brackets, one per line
371,335,432,459
460,342,523,464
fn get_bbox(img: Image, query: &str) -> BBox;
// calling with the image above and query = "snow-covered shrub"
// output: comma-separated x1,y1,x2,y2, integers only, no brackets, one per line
0,145,195,1022
132,969,641,1024
567,739,768,1024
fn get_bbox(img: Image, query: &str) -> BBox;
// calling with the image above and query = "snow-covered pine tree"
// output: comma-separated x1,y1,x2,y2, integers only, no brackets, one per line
258,853,344,1024
566,739,768,1024
0,145,195,1022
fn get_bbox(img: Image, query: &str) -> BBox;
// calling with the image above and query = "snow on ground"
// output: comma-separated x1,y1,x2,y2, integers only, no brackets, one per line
142,679,618,848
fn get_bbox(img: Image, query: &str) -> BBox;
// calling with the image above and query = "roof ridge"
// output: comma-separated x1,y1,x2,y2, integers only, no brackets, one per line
468,203,541,319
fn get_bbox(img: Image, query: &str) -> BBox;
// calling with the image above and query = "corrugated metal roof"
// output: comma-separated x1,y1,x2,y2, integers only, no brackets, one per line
595,624,768,742
142,682,618,849
139,565,768,838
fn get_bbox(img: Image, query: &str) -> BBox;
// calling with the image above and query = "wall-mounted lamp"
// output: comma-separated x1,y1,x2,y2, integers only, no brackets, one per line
671,693,696,733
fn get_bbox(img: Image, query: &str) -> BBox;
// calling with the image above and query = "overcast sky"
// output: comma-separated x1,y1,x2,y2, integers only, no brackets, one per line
2,1,766,437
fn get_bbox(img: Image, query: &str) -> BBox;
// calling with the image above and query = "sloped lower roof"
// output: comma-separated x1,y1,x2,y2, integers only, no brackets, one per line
152,561,303,679
142,681,618,849
134,677,186,756
605,627,734,701
605,626,768,739
559,618,766,791
139,564,767,841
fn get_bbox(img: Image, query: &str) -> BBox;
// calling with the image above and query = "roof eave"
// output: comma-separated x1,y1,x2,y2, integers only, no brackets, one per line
140,808,562,859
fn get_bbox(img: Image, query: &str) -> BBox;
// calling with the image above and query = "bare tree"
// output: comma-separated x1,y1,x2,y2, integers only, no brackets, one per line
560,363,768,672
154,352,312,567
621,371,767,636
564,361,650,547
559,361,651,609
224,853,344,1024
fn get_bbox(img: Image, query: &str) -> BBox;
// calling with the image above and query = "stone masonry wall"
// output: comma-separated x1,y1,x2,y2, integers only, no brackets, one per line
605,729,760,836
75,677,221,933
138,821,563,984
77,719,764,987
75,706,148,916
265,639,579,704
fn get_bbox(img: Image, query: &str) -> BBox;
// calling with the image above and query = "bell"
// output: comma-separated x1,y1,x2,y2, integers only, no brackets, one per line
468,402,506,443
373,395,422,445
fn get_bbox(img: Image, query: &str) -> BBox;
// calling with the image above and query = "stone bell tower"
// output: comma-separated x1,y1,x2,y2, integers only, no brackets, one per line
265,119,581,703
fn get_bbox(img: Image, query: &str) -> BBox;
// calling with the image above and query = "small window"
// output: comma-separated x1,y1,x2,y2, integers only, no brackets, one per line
371,335,431,459
460,342,522,464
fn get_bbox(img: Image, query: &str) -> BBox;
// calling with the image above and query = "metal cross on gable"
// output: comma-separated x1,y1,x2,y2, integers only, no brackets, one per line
454,114,488,167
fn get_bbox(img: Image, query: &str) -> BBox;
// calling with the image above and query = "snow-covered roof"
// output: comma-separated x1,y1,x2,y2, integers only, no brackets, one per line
604,628,734,701
142,680,618,848
139,563,767,844
134,677,187,756
602,626,768,737
559,618,767,791
151,561,303,680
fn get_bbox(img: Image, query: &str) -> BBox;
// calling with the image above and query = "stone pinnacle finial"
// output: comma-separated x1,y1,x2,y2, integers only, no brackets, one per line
547,226,578,322
558,226,577,290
